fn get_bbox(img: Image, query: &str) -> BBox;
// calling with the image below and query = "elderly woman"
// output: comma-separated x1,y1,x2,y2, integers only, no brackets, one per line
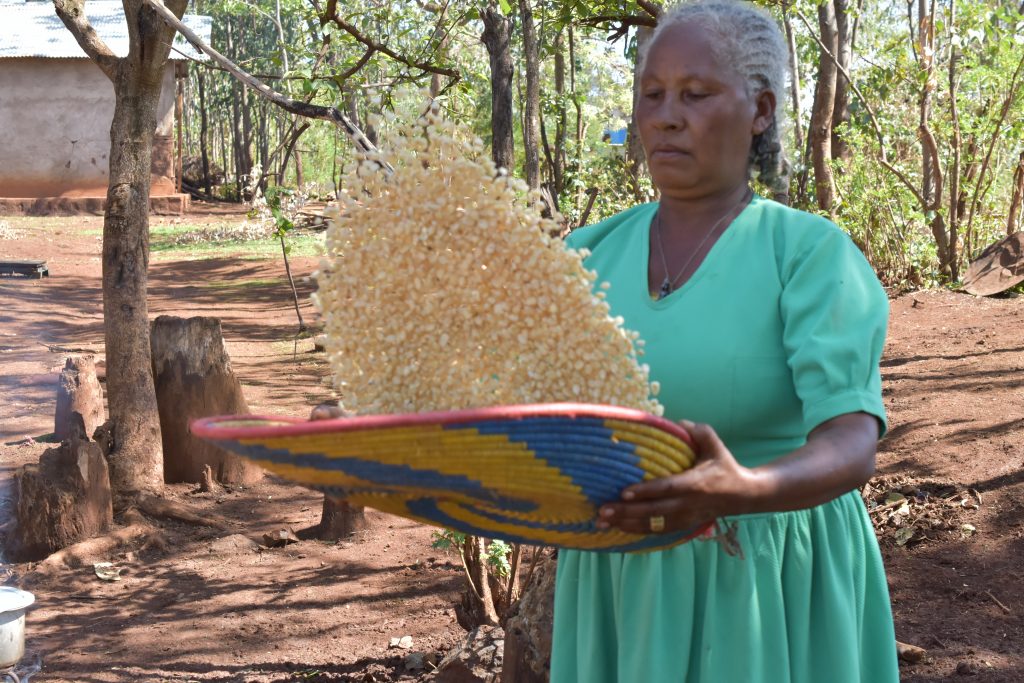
551,1,899,681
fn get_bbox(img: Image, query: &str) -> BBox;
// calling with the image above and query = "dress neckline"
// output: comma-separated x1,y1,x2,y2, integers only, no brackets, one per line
639,194,760,309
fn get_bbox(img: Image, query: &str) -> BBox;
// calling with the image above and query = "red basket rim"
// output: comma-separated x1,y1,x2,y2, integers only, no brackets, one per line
190,402,693,448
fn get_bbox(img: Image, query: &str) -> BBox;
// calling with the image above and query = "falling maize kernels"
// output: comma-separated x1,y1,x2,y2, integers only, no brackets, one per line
315,106,663,417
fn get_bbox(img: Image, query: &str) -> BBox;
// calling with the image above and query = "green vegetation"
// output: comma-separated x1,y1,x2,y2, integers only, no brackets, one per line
149,224,324,260
178,0,1024,290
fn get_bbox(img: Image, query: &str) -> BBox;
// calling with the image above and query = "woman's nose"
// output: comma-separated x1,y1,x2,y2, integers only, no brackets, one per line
651,97,684,130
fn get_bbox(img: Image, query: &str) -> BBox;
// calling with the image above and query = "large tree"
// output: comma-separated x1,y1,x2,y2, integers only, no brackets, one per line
53,0,189,495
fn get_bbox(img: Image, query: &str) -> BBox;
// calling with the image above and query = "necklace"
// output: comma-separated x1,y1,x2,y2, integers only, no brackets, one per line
651,193,749,300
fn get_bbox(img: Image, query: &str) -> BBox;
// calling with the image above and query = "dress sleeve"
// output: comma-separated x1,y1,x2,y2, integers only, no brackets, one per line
779,221,889,436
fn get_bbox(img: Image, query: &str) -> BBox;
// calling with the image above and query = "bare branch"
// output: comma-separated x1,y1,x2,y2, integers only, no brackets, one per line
52,0,119,81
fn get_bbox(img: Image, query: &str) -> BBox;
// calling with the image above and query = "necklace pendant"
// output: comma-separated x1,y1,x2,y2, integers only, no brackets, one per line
658,277,672,300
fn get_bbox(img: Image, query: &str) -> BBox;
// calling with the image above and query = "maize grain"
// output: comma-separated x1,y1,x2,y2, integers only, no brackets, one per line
313,105,663,417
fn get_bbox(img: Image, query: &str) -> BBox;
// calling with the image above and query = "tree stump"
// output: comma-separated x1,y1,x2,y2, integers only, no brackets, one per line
316,495,368,540
12,416,113,562
433,625,505,683
150,315,263,486
54,355,105,443
501,554,556,683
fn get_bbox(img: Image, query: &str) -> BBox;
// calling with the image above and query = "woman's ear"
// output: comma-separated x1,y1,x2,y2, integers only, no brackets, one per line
752,89,776,136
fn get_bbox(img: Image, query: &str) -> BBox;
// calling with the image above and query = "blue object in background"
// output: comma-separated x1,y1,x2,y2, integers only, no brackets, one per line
603,128,628,146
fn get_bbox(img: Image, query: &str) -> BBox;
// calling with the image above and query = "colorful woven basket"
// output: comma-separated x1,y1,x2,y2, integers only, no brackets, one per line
191,403,710,552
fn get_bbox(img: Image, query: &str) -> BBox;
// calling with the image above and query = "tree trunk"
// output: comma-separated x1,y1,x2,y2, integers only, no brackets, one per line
519,0,541,190
831,0,852,161
428,3,451,98
783,4,804,166
240,63,254,188
552,30,567,203
317,496,368,540
458,535,501,629
101,66,168,494
481,5,515,172
1007,151,1024,236
810,0,838,215
917,0,937,216
948,2,963,279
198,68,212,196
570,25,584,215
626,26,654,202
150,315,263,485
294,148,304,190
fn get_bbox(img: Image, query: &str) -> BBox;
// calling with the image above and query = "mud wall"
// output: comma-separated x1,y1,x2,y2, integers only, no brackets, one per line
0,58,176,198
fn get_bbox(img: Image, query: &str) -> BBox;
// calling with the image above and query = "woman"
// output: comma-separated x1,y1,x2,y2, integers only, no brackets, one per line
550,1,898,681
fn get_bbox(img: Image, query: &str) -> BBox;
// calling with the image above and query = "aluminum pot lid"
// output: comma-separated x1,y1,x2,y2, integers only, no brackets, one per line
0,587,34,612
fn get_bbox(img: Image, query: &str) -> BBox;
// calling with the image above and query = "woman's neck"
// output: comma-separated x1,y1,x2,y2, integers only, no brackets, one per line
656,183,752,236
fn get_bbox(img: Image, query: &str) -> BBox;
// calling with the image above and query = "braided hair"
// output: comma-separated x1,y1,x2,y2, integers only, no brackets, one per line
640,0,791,192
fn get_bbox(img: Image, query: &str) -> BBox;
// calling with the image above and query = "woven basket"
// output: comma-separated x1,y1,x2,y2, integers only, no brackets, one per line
191,403,710,552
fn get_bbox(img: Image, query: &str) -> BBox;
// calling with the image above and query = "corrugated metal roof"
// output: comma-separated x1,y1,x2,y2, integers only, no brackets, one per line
0,0,212,61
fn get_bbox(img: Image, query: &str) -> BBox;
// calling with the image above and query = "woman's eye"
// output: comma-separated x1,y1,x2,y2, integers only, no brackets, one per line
684,91,709,100
643,91,662,99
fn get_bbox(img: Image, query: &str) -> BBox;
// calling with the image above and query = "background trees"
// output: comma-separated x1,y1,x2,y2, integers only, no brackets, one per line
175,0,1024,288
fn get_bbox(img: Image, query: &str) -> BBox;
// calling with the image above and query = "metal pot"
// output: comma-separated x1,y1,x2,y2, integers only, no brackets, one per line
0,587,34,669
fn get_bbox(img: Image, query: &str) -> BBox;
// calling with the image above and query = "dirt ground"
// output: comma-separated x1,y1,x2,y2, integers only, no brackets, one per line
1,209,1022,682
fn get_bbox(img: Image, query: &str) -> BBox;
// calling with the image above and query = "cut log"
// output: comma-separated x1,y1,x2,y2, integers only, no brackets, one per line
12,416,114,562
501,553,556,683
150,315,263,486
54,355,105,443
316,495,368,540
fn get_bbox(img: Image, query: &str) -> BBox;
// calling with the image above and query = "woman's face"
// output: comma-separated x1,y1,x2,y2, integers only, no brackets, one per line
636,21,774,200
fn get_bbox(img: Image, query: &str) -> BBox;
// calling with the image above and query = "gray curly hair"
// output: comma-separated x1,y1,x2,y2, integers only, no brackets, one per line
639,0,790,191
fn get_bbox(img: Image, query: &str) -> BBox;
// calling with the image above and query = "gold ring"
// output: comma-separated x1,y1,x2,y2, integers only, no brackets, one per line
649,515,665,533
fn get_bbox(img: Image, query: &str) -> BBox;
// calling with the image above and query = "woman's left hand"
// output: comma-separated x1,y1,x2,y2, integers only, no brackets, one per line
597,420,762,534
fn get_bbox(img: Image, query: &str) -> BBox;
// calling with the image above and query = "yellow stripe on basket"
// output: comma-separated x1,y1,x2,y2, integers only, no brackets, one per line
431,499,663,550
246,460,381,490
249,425,588,506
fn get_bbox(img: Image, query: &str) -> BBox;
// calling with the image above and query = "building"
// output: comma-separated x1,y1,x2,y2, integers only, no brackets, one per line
0,0,212,215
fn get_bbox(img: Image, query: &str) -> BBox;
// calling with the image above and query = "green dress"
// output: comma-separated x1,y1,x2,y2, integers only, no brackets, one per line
551,197,899,683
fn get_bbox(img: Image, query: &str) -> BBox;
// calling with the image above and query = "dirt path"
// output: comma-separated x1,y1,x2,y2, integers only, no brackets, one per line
1,215,1023,681
1,215,465,682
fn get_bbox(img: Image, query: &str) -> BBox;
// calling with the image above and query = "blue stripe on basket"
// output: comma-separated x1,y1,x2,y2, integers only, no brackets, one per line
406,497,693,552
450,417,643,506
213,441,537,512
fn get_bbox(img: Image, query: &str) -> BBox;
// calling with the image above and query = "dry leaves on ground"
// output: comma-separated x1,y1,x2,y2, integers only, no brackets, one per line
863,475,982,548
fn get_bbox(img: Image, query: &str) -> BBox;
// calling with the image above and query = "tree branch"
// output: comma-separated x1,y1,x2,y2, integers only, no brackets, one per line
141,0,388,166
329,13,460,80
52,0,119,81
636,0,664,19
578,14,658,29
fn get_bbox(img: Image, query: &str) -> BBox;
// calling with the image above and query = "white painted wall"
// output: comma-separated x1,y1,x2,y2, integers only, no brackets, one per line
0,58,176,197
